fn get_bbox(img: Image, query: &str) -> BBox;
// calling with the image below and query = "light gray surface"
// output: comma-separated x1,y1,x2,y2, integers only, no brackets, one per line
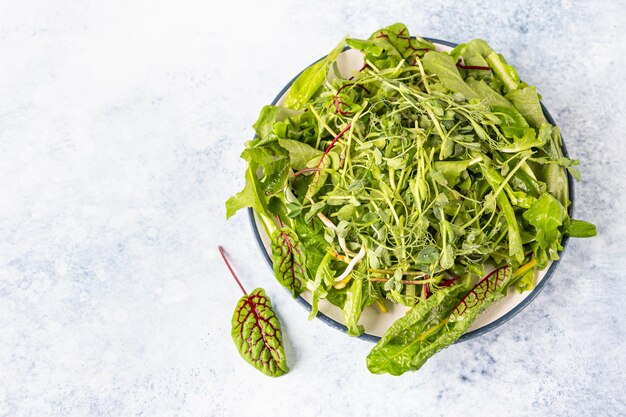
0,1,625,416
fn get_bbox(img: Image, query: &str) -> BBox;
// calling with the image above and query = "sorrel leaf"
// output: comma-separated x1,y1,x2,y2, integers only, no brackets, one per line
449,266,512,321
219,247,288,377
367,266,512,375
271,226,308,297
232,288,288,377
366,286,465,375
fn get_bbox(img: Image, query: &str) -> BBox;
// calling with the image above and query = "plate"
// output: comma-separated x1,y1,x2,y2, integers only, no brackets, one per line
249,38,574,343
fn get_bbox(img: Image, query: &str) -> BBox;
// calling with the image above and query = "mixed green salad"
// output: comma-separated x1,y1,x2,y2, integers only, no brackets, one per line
226,24,596,375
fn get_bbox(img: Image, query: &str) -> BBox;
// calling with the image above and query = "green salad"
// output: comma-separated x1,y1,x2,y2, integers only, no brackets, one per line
226,23,596,375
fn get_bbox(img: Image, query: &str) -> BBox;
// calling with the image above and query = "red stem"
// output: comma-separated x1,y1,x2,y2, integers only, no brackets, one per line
440,275,460,287
319,124,352,167
276,214,284,228
293,167,321,176
218,246,247,295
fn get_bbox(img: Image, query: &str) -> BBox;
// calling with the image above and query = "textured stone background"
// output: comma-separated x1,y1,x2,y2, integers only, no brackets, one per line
0,1,624,416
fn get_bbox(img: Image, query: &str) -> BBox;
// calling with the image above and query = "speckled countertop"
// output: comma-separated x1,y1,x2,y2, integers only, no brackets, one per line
0,1,624,416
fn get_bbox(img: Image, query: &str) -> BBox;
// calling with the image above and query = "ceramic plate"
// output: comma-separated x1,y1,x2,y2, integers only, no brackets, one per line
249,38,573,343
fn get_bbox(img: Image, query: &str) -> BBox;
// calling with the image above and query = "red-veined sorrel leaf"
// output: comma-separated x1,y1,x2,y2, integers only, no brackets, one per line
367,266,513,375
449,265,512,322
270,218,308,297
219,246,288,377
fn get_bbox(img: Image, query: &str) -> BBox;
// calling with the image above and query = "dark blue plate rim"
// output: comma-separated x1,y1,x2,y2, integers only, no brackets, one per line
247,37,574,343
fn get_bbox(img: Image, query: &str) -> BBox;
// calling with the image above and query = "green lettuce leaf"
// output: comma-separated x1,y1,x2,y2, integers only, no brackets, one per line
486,52,520,93
466,78,514,108
423,51,479,100
252,105,281,143
566,219,597,238
226,165,267,220
282,39,345,110
343,277,365,336
506,86,547,128
241,144,289,195
278,139,322,169
523,192,567,244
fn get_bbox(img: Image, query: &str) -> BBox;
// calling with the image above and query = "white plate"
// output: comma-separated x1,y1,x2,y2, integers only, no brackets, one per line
249,38,572,342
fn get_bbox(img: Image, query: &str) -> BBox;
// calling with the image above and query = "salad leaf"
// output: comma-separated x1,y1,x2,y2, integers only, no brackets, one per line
368,266,512,375
506,86,547,128
282,39,345,110
278,139,322,169
423,51,479,100
271,226,309,297
347,23,434,69
566,219,597,238
343,277,365,336
308,252,334,319
366,286,464,375
294,220,329,276
480,164,525,263
486,52,520,93
466,78,513,108
219,246,288,377
523,192,568,264
241,144,290,195
226,165,268,220
252,105,282,143
231,288,288,377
